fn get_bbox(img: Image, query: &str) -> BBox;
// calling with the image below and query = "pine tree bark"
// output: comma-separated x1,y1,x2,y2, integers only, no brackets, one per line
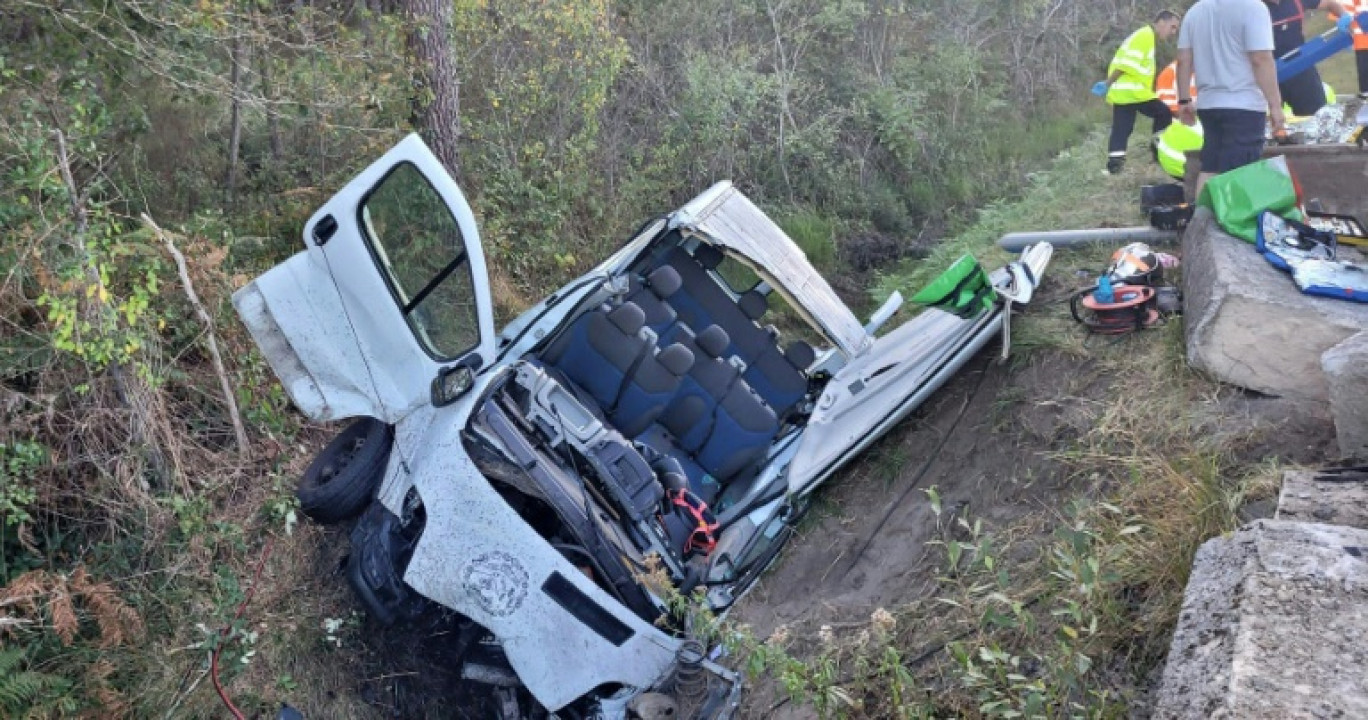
405,0,462,177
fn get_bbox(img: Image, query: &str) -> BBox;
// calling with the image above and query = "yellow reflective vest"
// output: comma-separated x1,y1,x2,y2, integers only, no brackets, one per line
1107,25,1158,105
1157,121,1204,179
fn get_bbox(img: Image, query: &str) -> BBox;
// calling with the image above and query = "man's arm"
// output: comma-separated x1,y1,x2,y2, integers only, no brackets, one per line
1176,47,1196,125
1318,0,1349,17
1250,50,1286,132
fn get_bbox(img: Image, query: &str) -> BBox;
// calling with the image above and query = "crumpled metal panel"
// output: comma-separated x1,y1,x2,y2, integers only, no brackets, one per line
673,182,873,358
232,255,394,422
399,405,680,711
787,308,1000,494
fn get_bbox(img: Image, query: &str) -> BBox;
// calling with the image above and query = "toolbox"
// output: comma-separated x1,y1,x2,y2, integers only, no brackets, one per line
1306,211,1368,248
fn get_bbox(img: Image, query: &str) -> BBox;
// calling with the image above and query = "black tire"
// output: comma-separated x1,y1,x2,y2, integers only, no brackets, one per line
298,417,393,524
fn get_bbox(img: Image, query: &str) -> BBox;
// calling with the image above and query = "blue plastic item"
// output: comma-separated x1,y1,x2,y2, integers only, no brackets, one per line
1294,260,1368,303
1091,81,1108,97
1277,13,1368,82
1337,12,1355,34
1255,210,1335,272
1095,274,1115,304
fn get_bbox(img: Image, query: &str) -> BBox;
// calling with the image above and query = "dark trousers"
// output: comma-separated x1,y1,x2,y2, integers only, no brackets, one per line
1197,108,1266,174
1280,67,1327,117
1108,99,1173,156
1359,49,1368,95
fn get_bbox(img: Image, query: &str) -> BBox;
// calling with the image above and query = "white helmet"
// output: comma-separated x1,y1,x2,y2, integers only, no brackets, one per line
1107,242,1162,286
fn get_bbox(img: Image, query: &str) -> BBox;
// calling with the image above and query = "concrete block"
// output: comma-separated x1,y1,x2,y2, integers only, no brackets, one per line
1277,469,1368,529
1153,520,1368,720
1271,145,1368,225
1182,207,1368,402
1323,334,1368,460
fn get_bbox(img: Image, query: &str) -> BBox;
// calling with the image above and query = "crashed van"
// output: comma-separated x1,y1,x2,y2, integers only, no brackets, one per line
233,134,1049,718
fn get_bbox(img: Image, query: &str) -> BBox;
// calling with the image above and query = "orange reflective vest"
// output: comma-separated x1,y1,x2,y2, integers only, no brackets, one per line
1155,62,1198,115
1353,0,1368,50
1336,0,1368,50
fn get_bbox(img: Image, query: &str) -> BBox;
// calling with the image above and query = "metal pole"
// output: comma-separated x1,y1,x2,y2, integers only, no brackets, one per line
998,226,1177,252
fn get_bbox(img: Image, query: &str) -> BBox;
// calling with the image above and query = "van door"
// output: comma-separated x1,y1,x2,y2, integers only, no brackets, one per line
234,134,495,424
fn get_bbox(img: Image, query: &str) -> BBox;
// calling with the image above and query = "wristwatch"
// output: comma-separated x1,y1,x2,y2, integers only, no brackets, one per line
1177,98,1192,105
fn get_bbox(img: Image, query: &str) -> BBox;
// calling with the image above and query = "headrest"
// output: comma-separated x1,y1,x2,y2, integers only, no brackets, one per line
738,291,768,321
695,325,730,359
785,341,815,370
693,243,724,270
646,266,683,298
608,302,646,335
657,343,695,376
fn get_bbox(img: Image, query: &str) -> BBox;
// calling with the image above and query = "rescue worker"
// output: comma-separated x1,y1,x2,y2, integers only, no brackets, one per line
1156,60,1200,114
1096,10,1183,175
1177,0,1285,199
1265,0,1353,115
1156,120,1205,179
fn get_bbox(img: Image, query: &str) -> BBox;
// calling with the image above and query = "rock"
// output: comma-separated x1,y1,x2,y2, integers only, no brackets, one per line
1323,334,1368,460
1153,520,1368,719
1278,469,1368,530
1182,207,1368,404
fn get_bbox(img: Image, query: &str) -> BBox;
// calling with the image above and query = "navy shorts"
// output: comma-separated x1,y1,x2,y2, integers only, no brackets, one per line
1197,108,1266,174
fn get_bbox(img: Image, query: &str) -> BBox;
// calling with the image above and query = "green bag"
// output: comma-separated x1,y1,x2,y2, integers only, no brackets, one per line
1197,156,1302,243
911,254,995,318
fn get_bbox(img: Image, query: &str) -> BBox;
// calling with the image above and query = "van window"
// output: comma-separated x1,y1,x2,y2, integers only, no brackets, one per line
360,163,480,359
715,255,761,294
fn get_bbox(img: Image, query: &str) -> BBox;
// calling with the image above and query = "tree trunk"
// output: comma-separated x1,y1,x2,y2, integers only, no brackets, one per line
224,30,246,202
260,57,285,163
405,0,461,178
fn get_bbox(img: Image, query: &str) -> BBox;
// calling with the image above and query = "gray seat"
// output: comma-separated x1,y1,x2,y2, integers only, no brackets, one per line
541,302,652,412
742,340,814,419
540,302,694,436
658,325,738,452
638,324,779,504
625,266,683,334
658,247,777,365
611,341,693,437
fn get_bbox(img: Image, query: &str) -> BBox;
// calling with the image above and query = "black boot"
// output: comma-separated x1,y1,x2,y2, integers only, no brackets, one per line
1106,156,1126,175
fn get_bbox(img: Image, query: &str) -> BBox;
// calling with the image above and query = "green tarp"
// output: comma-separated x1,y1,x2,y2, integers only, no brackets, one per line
1197,156,1302,243
911,254,995,318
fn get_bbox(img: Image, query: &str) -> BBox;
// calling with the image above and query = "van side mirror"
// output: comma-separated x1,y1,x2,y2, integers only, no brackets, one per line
431,363,476,407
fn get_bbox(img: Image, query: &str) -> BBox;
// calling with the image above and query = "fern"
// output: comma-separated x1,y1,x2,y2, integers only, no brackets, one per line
0,647,74,717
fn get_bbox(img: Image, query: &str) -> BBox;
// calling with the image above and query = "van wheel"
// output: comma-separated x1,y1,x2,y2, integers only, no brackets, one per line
298,417,393,524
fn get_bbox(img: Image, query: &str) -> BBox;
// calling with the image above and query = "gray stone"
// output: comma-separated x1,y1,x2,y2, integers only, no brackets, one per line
1182,207,1368,404
1153,520,1368,720
1323,334,1368,460
1278,469,1368,529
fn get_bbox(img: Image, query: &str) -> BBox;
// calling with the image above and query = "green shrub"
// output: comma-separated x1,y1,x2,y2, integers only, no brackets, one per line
779,209,839,271
0,441,45,528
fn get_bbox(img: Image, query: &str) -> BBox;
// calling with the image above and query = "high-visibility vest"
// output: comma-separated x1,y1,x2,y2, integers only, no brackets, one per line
1107,25,1159,105
1352,0,1368,50
1156,62,1198,114
1157,121,1204,179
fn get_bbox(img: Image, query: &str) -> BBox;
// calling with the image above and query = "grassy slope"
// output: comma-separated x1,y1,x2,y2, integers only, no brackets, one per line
742,130,1293,717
